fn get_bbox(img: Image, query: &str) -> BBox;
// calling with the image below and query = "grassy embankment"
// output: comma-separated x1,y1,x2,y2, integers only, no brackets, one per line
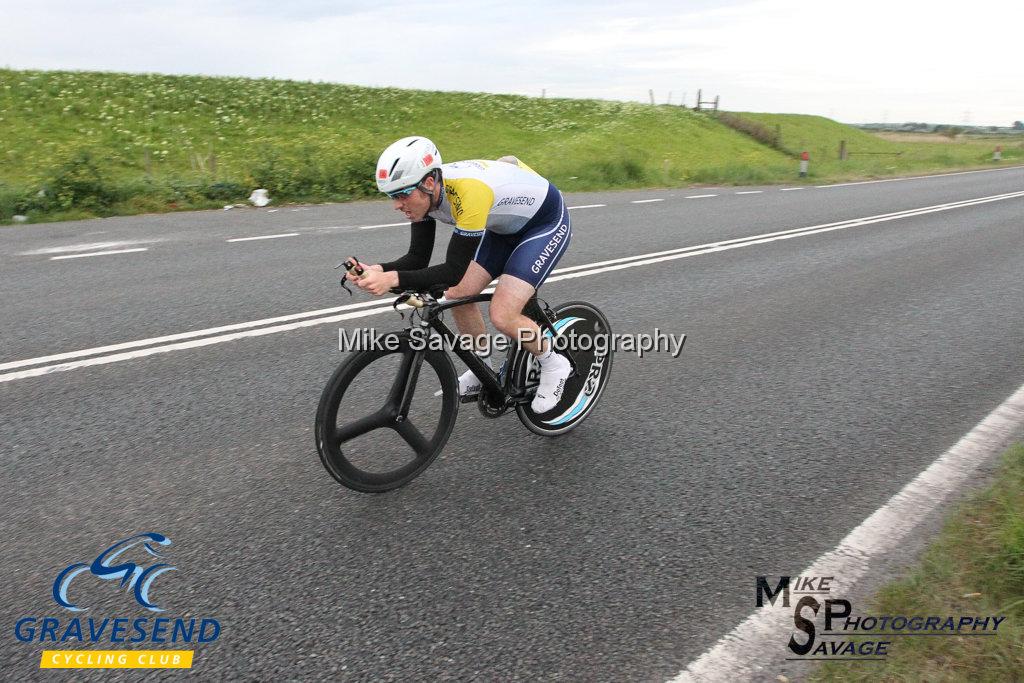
733,111,1021,180
1,69,1020,224
813,444,1024,682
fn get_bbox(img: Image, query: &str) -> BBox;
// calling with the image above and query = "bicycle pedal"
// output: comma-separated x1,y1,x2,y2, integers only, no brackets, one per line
433,388,482,403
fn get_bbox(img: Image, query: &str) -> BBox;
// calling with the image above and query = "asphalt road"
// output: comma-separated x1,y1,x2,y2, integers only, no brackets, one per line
2,166,1023,681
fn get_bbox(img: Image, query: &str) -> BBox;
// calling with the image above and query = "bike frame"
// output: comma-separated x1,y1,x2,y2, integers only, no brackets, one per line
407,292,573,406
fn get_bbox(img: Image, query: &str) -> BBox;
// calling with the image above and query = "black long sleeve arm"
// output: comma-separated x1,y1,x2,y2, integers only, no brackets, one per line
379,218,435,272
379,218,480,291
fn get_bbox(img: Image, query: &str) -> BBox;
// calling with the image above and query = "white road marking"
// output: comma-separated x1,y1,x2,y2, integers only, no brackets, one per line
358,222,407,230
631,198,665,204
567,204,606,210
0,299,389,372
50,248,148,260
4,190,1022,383
817,164,1024,188
685,194,718,199
19,240,160,256
735,191,763,195
226,233,299,242
670,379,1024,682
780,187,805,191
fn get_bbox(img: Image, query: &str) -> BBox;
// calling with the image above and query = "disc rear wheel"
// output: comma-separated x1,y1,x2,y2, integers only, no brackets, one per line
514,301,613,436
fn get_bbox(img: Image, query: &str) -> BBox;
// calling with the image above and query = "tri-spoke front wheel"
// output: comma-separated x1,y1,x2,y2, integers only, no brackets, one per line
315,334,459,492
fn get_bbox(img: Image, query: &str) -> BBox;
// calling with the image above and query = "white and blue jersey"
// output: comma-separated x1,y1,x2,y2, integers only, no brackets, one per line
427,158,571,288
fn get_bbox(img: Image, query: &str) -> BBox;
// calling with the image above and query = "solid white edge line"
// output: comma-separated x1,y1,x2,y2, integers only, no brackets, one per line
0,299,391,371
567,204,606,210
631,199,665,204
5,190,1023,382
226,233,299,242
543,191,1024,285
552,189,1024,277
21,241,161,256
685,194,718,199
50,248,148,260
670,380,1024,682
358,222,408,230
816,164,1024,188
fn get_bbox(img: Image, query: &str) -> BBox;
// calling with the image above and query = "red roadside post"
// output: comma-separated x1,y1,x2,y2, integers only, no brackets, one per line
994,145,1002,161
799,150,809,177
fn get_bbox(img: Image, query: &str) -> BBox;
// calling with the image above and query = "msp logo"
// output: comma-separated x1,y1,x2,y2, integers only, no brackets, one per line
756,575,1008,662
13,532,222,670
53,533,176,612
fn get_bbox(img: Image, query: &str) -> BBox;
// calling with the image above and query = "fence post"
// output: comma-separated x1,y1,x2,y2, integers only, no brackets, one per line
714,95,720,111
696,89,702,111
541,88,546,98
839,140,848,160
649,89,655,105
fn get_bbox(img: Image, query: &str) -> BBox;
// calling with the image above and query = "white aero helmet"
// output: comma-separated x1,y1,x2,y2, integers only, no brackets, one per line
375,136,442,194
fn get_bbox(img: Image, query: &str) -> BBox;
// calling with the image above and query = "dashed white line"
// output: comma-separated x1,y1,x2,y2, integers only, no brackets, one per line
568,204,606,210
50,248,148,261
6,190,1020,383
735,191,763,195
631,198,664,204
780,187,805,191
226,233,299,242
685,194,718,199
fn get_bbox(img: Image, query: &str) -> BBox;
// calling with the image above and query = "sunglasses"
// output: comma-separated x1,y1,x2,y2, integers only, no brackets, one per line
386,185,418,199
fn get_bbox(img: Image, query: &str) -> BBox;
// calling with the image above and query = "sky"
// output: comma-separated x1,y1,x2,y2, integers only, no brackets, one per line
4,0,1021,126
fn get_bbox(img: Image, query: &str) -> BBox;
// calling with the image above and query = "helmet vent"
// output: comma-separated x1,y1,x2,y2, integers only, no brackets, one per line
387,158,400,177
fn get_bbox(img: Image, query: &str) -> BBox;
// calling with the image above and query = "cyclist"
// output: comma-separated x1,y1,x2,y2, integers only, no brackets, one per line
358,136,572,414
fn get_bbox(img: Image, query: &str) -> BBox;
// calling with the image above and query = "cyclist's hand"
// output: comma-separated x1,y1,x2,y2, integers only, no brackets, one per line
355,269,398,296
345,257,379,278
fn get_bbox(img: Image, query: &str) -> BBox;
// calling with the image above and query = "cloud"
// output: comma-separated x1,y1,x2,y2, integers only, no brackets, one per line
3,0,1021,125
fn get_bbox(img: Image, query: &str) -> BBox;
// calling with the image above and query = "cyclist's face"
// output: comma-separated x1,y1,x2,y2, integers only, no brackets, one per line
392,177,434,221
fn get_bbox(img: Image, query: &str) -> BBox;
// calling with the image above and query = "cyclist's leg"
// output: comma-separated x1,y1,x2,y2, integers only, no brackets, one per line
492,196,573,411
446,260,500,395
489,274,541,352
491,273,571,412
445,260,493,343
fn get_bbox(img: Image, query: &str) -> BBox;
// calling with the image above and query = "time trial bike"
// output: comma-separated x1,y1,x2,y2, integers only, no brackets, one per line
315,263,613,493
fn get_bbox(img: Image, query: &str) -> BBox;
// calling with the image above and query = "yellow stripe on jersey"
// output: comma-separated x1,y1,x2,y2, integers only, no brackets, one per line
513,159,539,175
442,177,494,233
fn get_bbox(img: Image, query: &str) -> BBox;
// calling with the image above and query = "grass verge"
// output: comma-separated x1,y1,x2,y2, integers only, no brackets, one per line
811,443,1024,682
2,69,1021,225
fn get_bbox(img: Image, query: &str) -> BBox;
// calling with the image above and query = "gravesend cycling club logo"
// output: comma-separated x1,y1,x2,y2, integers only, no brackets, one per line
756,575,1008,662
53,532,176,612
13,532,222,670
